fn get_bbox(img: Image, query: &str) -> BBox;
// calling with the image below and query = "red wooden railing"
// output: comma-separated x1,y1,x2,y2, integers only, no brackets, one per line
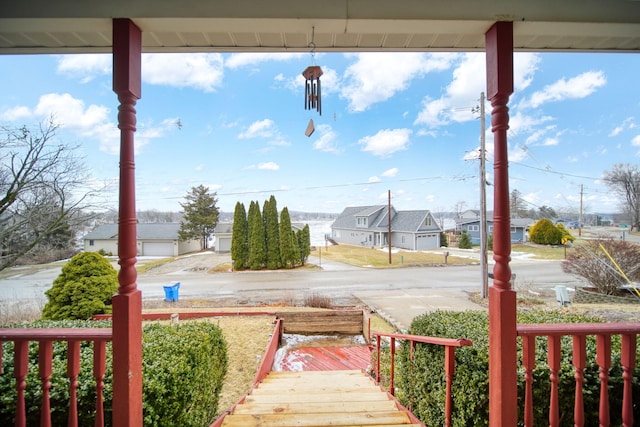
517,322,639,427
209,318,282,427
0,328,112,427
372,331,473,427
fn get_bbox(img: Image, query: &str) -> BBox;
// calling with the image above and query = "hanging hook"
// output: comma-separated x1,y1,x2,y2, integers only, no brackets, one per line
309,26,316,62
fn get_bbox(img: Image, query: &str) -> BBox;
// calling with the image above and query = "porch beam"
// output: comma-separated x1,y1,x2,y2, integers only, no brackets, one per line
485,21,518,427
112,18,143,427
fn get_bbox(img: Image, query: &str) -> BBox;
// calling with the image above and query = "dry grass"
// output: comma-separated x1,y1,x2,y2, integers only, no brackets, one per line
211,315,276,417
314,245,475,268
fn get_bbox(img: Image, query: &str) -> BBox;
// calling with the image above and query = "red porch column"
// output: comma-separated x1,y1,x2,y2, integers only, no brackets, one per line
485,21,518,426
112,18,143,426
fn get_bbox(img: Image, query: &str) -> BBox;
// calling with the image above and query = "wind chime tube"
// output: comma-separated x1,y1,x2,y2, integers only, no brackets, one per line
317,78,322,115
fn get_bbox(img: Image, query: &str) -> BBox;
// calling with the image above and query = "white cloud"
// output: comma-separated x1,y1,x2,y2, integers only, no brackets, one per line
368,176,381,183
245,162,280,171
238,119,277,139
542,138,559,146
1,92,173,156
381,168,399,177
414,53,482,127
415,53,541,128
225,53,306,69
0,105,32,121
143,53,224,92
359,128,411,157
341,52,456,112
513,53,541,92
312,124,341,154
632,135,640,146
528,71,606,108
609,117,636,137
56,54,111,82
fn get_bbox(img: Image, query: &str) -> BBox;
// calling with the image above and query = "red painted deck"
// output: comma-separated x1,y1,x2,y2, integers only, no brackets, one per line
279,346,373,371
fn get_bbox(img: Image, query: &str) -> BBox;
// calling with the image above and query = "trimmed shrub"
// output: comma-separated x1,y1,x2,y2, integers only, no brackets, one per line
0,320,228,427
529,218,563,245
142,322,227,426
396,310,640,426
42,252,118,320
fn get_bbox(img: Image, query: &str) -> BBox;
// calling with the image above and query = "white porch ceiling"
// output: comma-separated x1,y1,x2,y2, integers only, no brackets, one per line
1,0,639,54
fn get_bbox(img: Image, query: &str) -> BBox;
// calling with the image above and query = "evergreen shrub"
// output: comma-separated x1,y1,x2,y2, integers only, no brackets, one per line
0,320,227,427
396,310,639,426
42,252,118,320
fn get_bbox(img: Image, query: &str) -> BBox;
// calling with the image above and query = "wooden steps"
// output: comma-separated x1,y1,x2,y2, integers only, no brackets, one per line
220,370,421,427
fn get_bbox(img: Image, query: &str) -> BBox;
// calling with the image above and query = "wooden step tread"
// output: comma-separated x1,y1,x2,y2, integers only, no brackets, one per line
233,399,399,415
220,411,413,427
243,391,392,404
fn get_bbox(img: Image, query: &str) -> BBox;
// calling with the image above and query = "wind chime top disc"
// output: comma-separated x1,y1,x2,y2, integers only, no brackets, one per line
302,65,323,80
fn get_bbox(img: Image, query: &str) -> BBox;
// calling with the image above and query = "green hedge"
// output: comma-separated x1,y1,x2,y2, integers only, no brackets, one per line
0,320,227,427
397,310,640,426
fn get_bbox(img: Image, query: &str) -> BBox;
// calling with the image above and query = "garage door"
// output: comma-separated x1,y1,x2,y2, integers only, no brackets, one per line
416,234,438,250
142,242,174,256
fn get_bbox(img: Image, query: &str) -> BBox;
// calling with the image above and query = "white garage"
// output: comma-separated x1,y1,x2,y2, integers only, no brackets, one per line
142,242,174,256
416,233,439,250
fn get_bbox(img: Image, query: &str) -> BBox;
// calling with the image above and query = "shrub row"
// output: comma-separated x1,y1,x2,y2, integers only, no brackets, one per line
396,310,640,426
0,320,227,427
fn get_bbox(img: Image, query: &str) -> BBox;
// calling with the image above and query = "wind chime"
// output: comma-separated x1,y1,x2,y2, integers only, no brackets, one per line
303,28,322,137
303,64,322,116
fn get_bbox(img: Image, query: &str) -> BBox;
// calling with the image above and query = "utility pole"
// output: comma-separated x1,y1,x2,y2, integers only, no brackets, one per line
388,190,392,264
579,184,583,237
479,92,489,299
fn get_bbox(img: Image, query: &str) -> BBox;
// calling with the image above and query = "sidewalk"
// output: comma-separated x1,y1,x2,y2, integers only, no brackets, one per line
354,288,484,332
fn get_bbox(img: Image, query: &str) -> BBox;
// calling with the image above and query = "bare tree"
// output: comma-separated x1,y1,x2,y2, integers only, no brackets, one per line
1,120,94,270
603,163,640,231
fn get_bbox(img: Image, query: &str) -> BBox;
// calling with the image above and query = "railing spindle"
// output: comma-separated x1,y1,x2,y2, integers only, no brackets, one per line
93,340,107,427
14,340,29,427
620,333,636,427
389,337,396,396
67,340,81,427
548,335,561,427
596,334,611,427
444,345,455,427
572,335,586,427
522,335,535,427
38,340,53,427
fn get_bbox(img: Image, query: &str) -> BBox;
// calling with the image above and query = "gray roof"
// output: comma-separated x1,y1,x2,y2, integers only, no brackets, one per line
214,223,233,234
331,205,386,230
84,223,182,240
332,205,439,233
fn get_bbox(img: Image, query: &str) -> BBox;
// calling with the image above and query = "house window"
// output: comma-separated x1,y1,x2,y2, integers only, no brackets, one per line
425,217,432,226
89,240,94,246
468,225,479,232
356,217,368,227
401,236,405,243
511,227,517,233
489,226,493,232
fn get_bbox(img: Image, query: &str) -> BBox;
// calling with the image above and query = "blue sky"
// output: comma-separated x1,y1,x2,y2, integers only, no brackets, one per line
1,51,638,215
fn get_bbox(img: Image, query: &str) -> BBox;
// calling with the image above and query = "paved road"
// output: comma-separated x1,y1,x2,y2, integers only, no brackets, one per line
0,248,585,331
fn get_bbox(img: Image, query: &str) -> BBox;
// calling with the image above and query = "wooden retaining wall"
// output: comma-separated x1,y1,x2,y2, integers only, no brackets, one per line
275,309,370,343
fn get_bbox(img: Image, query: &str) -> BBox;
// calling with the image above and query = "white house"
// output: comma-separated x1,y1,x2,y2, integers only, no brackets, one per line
83,223,201,257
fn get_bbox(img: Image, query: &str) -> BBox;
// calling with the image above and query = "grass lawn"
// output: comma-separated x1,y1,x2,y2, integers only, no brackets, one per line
313,245,476,268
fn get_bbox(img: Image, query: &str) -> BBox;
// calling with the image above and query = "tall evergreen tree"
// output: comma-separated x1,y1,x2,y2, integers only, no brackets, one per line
279,207,298,268
263,195,281,269
230,202,248,270
297,224,311,265
248,201,266,270
178,185,219,249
